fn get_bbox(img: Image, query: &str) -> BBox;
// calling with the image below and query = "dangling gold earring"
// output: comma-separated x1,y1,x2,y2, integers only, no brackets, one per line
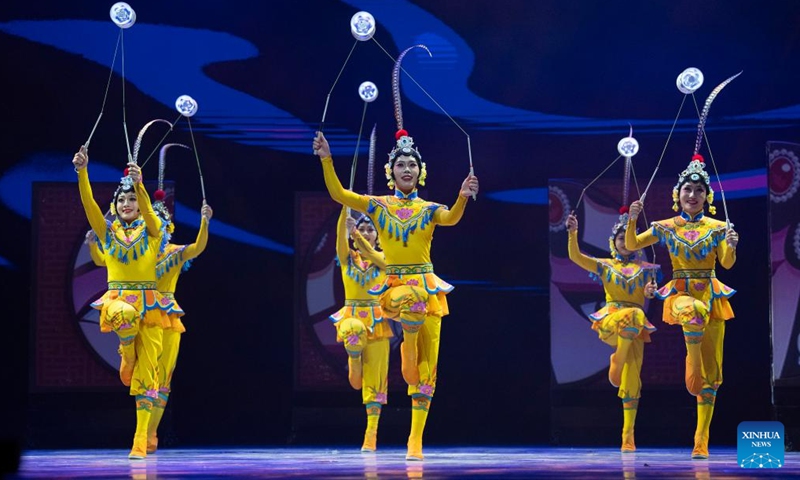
707,190,715,215
418,162,427,186
672,189,679,212
385,162,394,189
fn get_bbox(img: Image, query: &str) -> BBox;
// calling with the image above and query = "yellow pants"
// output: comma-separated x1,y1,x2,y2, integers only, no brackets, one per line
593,308,648,400
360,338,389,404
406,314,441,397
154,328,182,408
671,296,725,390
130,324,163,397
106,298,163,397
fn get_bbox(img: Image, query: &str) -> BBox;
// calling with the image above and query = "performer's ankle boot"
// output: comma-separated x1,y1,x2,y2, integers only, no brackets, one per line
129,396,153,460
621,399,638,453
692,390,716,459
361,403,381,452
147,398,166,454
683,331,704,396
406,396,430,461
401,334,420,385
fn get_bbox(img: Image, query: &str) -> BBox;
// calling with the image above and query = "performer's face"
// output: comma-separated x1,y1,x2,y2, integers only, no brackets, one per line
679,181,706,215
393,155,419,193
357,220,378,248
614,231,633,256
116,191,140,223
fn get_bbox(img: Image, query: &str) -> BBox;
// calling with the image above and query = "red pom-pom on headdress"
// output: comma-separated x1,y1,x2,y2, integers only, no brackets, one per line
692,154,704,163
154,189,166,201
395,129,408,140
619,206,629,214
123,167,129,176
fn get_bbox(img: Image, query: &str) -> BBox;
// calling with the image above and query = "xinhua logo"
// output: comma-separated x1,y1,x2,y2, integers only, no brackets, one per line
737,421,784,468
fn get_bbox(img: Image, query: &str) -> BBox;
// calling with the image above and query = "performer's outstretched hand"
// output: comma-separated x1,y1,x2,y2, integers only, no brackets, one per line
460,174,479,198
84,229,98,245
201,202,214,220
73,145,88,171
644,279,657,299
313,132,331,158
127,163,142,184
726,227,738,249
345,215,356,236
565,213,578,232
629,200,644,220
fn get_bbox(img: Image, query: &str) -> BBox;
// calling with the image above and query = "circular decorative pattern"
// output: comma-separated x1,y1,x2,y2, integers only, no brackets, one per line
110,2,136,29
676,67,704,94
617,136,639,157
358,81,379,103
549,186,571,232
175,95,198,117
769,148,800,203
350,11,376,41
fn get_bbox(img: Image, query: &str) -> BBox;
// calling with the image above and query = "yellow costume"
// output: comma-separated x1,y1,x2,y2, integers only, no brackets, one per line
331,207,392,451
568,229,657,452
78,166,171,459
90,215,209,454
626,209,736,458
321,156,467,460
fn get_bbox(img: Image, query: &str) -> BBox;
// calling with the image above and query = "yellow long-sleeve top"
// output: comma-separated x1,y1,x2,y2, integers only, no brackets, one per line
321,156,462,316
330,208,392,339
625,211,736,321
89,217,209,333
568,230,659,311
321,156,466,266
79,167,172,329
321,156,461,315
78,168,163,282
154,217,209,332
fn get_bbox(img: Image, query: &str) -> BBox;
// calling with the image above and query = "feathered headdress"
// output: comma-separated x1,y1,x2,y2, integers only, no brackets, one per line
672,72,741,214
385,45,431,189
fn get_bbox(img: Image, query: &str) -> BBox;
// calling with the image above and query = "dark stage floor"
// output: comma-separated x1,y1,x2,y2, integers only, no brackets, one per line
8,446,797,479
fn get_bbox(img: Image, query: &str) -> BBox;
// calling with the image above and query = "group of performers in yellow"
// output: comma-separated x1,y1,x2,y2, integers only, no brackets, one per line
67,33,741,462
566,151,739,458
73,140,212,460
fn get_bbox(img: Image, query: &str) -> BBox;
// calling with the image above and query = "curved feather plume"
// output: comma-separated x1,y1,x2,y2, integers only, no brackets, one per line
158,143,191,191
694,72,742,155
367,124,377,195
132,119,172,165
392,44,432,131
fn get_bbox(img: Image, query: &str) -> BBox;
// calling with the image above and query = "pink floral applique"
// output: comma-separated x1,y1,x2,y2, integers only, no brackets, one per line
406,279,419,287
374,392,387,403
684,230,700,242
419,384,434,396
620,267,634,276
358,311,369,318
160,297,171,305
410,302,427,313
693,282,707,291
396,208,413,220
346,334,360,345
125,295,138,303
145,389,158,399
